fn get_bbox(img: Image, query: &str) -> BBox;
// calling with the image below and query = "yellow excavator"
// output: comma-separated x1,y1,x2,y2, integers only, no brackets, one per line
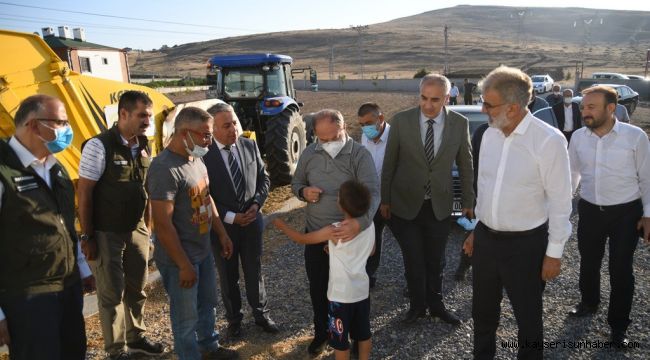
0,29,225,180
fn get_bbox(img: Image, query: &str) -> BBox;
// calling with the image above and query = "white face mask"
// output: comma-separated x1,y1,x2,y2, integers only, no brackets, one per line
553,91,560,96
321,138,345,158
183,133,209,158
563,97,573,105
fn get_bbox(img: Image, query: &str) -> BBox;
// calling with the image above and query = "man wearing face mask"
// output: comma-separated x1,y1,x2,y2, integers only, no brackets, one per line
77,91,164,360
357,102,390,289
527,92,550,114
381,74,474,325
0,95,88,359
552,88,582,143
545,84,563,107
147,107,236,360
292,109,379,355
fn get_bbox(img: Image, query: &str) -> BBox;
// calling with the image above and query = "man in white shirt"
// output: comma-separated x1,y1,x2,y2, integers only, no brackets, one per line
552,89,582,143
567,85,650,348
464,66,572,360
449,82,460,105
0,95,91,359
204,103,278,339
357,102,391,288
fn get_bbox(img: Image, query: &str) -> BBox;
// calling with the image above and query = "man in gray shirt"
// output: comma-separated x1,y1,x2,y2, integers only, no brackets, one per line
291,109,379,355
148,107,237,360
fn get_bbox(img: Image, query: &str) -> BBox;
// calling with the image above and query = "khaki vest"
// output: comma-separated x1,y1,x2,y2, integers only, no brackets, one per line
0,139,78,297
91,126,150,232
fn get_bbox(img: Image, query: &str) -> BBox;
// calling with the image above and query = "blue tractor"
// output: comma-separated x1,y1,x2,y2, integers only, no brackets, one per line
206,53,315,186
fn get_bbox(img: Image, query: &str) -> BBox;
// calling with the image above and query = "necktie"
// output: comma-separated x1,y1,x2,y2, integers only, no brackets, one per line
424,119,435,197
224,145,245,207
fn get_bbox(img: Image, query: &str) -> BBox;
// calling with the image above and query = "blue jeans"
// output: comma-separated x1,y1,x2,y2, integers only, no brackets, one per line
158,253,219,360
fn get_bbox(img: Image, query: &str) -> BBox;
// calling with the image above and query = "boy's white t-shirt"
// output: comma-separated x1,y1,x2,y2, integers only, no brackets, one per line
327,223,375,303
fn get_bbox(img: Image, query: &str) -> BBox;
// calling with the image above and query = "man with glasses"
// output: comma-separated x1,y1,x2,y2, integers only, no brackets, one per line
381,74,474,325
77,91,163,360
464,66,572,359
0,95,89,359
204,103,277,339
148,107,237,360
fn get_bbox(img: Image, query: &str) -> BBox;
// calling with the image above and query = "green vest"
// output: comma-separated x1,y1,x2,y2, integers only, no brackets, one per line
0,139,78,298
91,125,150,232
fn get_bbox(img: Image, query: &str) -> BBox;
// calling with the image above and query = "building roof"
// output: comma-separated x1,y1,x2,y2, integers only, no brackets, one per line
43,36,121,51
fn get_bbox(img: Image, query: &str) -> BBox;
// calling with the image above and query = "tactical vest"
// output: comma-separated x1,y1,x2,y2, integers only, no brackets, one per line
91,125,150,232
0,139,78,298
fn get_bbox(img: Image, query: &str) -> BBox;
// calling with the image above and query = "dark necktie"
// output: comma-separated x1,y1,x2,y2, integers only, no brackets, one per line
224,145,245,207
424,119,435,197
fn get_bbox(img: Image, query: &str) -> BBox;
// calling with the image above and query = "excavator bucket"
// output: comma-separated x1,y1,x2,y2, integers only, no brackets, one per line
0,29,175,180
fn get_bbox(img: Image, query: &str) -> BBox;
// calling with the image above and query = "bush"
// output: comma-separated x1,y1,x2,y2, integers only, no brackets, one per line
413,68,429,78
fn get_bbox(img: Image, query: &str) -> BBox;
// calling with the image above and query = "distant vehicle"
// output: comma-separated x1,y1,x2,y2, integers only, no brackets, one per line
591,72,629,80
531,75,554,94
448,105,488,216
626,75,648,80
572,83,640,115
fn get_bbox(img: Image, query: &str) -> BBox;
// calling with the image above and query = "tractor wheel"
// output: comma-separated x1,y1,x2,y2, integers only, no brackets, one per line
265,109,306,186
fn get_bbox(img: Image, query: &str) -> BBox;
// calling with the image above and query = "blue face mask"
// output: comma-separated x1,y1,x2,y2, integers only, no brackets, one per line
361,124,380,140
39,121,73,153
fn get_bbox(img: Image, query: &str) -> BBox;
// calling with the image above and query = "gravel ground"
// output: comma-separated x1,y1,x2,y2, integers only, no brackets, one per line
78,201,650,360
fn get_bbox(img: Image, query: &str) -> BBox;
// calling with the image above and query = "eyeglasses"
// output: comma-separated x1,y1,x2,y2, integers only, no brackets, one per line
482,102,507,111
186,128,213,141
36,118,70,127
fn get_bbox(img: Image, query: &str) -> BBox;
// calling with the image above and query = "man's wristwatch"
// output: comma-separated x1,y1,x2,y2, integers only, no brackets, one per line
80,233,93,242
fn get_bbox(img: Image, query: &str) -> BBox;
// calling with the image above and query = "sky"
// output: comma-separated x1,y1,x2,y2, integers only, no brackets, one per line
1,0,649,50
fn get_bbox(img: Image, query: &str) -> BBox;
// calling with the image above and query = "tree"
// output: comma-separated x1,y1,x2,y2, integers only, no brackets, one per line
413,68,429,78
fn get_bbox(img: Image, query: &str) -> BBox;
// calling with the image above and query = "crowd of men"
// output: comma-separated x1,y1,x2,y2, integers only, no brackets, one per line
0,66,648,360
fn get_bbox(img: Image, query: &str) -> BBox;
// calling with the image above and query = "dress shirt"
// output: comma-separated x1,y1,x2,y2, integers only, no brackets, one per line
563,105,574,132
450,86,460,97
569,120,650,216
476,112,572,258
615,104,630,123
214,139,244,224
361,123,390,188
0,137,91,322
419,110,444,156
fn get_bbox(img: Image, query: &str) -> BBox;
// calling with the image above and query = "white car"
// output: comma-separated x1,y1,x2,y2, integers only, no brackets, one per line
531,74,554,94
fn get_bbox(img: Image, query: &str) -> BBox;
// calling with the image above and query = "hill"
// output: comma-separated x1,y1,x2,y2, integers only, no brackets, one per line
129,5,650,79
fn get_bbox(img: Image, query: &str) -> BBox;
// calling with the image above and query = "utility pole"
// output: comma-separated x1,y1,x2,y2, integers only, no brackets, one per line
328,41,335,80
350,25,369,79
443,25,449,75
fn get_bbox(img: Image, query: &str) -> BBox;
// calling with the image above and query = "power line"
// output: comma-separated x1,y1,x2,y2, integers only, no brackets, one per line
0,14,232,36
350,25,369,79
0,1,262,32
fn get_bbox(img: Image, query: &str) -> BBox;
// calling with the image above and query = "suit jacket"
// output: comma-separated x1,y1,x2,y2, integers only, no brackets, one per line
552,102,581,132
381,106,474,220
204,137,270,221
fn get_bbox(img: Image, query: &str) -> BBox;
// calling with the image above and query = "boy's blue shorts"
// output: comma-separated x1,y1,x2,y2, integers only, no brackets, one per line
328,297,371,350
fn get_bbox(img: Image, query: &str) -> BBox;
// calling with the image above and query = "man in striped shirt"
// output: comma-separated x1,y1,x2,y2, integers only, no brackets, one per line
77,91,163,360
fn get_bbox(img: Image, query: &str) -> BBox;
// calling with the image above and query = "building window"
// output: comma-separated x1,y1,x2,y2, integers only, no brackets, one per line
102,57,108,65
80,57,91,72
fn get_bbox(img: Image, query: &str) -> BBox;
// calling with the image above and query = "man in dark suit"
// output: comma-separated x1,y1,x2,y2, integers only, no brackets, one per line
552,89,582,143
381,74,475,325
204,103,278,338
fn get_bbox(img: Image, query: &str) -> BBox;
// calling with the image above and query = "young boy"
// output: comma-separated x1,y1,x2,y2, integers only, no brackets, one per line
273,180,374,360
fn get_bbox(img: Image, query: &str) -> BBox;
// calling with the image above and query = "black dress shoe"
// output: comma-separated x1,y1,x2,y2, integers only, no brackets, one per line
307,334,328,355
226,322,242,338
255,318,280,333
402,308,426,324
567,302,598,317
430,308,461,325
611,331,630,349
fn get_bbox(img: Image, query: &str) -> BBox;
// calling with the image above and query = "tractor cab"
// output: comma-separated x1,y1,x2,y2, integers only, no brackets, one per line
206,54,308,186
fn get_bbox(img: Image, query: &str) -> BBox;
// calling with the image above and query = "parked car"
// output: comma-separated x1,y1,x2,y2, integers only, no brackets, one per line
531,74,554,94
448,105,488,216
591,72,629,80
572,83,640,115
626,75,649,80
